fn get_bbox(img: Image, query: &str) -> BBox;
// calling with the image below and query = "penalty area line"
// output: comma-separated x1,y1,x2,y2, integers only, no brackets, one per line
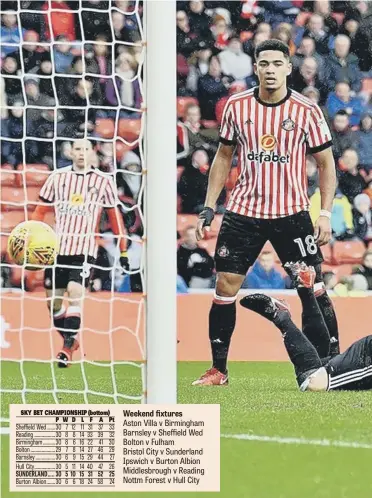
221,433,372,450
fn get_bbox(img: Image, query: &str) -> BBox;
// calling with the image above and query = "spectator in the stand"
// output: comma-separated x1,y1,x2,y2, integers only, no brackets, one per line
262,1,301,28
355,113,372,172
183,102,218,155
53,35,81,74
185,47,211,95
1,12,25,57
338,149,368,204
186,0,213,41
197,56,231,120
89,34,113,91
218,35,253,81
1,56,23,104
325,35,362,93
36,54,55,99
352,250,372,290
43,0,76,41
1,102,39,166
326,81,364,127
115,52,138,108
243,30,270,64
25,77,55,122
331,110,357,162
290,56,327,104
353,1,372,72
339,8,361,56
210,13,233,51
82,1,113,41
18,30,45,74
118,150,142,202
215,80,247,124
323,271,338,291
302,14,332,55
177,225,214,288
60,79,97,138
176,10,209,58
352,194,372,247
244,251,285,290
272,23,296,56
301,85,320,104
291,36,325,78
178,149,226,214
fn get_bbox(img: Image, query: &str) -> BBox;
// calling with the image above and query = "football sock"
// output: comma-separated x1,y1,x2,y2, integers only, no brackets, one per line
209,297,236,374
53,306,66,336
315,286,340,355
64,306,81,349
297,287,331,358
274,311,323,387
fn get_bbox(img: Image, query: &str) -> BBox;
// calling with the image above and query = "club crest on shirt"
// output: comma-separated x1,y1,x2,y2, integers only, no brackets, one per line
281,118,295,131
217,246,229,258
260,134,276,151
70,193,84,206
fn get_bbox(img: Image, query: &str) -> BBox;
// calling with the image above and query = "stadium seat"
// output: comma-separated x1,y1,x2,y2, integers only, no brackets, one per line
177,97,198,119
16,164,50,188
0,187,25,211
95,118,115,139
320,243,333,265
1,235,9,254
361,78,372,95
0,211,26,233
118,119,141,143
332,240,366,265
0,165,16,187
115,140,131,162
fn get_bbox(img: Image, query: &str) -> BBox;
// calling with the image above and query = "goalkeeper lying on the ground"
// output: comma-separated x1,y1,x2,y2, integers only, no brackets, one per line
240,262,372,392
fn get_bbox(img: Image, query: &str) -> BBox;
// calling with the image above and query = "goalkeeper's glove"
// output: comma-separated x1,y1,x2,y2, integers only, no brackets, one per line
198,207,215,229
120,251,130,272
196,207,215,240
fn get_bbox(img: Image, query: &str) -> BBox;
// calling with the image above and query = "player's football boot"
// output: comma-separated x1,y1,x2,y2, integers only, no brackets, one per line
56,339,79,368
191,367,228,386
240,293,290,322
284,261,316,289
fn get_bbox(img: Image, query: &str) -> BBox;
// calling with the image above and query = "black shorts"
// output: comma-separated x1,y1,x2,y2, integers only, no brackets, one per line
214,210,323,275
326,336,372,391
44,255,95,290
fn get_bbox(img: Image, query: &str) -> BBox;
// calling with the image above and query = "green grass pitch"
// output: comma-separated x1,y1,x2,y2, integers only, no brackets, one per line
1,361,372,498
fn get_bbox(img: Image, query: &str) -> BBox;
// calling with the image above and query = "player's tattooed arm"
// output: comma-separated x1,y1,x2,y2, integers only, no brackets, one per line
311,146,336,246
196,144,234,241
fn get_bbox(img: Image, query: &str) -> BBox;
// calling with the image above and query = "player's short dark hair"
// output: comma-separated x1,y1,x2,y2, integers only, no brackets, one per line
255,39,290,60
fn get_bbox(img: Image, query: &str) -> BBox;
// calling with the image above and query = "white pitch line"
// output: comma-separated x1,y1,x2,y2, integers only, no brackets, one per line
221,434,372,449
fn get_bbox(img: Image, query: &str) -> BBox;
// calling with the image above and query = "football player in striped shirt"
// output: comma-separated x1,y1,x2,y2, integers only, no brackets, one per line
31,139,129,367
240,263,372,392
193,40,339,386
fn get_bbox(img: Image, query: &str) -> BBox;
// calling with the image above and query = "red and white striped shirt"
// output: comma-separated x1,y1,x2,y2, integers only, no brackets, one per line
38,165,124,258
220,87,333,219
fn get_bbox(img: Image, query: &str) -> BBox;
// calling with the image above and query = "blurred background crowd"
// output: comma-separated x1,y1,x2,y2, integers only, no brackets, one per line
1,1,372,294
175,0,372,294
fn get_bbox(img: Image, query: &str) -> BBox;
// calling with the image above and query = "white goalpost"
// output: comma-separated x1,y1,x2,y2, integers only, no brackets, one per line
0,0,177,424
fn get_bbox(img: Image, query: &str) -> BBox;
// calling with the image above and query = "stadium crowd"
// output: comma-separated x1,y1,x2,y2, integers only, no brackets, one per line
175,0,372,293
1,1,372,293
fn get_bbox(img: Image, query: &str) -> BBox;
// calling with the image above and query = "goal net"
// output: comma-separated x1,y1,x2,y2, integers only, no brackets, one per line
0,0,176,425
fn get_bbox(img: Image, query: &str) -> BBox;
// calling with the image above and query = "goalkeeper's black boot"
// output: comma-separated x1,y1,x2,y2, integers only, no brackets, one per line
240,294,290,322
56,338,79,368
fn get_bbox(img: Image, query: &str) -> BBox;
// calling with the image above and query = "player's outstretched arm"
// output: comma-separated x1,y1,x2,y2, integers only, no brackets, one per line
312,146,336,246
196,143,234,241
30,204,53,222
